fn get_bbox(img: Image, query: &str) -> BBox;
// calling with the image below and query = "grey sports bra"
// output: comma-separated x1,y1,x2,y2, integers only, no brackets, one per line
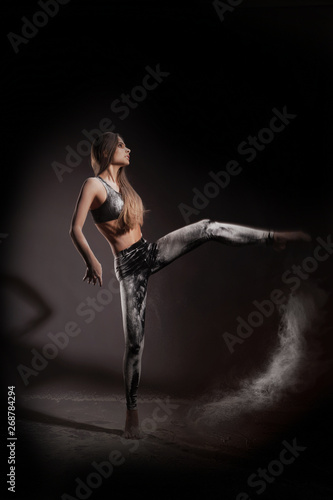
90,176,124,223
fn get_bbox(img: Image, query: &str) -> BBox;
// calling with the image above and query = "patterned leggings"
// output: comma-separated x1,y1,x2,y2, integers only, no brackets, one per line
114,219,273,410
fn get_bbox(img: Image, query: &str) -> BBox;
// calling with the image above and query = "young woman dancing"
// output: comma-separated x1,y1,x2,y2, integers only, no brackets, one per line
70,131,310,439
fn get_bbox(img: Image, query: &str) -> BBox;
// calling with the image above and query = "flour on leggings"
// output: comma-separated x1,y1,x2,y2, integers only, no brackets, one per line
114,219,272,410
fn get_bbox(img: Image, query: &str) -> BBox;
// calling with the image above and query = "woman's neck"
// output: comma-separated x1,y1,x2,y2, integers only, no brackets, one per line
103,165,120,185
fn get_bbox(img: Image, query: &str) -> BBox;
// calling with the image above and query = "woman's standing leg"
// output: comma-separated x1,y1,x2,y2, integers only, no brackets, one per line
119,270,149,438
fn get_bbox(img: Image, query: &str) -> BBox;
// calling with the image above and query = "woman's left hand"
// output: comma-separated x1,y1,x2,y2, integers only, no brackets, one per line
83,260,103,287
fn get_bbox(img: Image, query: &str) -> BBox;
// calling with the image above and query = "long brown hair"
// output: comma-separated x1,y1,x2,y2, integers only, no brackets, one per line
91,132,144,232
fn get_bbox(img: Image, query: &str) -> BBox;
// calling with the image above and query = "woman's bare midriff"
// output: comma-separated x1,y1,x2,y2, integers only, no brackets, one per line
95,221,143,256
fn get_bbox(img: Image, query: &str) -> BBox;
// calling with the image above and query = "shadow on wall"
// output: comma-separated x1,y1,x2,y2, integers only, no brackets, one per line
1,274,53,338
0,274,122,394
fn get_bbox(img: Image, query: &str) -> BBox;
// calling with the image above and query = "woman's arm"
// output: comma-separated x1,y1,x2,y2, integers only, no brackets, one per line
69,178,103,286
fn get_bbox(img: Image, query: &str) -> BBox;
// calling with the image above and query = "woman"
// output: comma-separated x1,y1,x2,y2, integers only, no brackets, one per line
70,131,310,439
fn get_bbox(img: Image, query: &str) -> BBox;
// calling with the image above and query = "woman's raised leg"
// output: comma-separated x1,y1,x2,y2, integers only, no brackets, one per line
150,219,310,273
150,219,269,274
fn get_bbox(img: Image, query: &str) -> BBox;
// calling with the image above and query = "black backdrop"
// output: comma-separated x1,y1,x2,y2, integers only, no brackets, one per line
2,1,333,499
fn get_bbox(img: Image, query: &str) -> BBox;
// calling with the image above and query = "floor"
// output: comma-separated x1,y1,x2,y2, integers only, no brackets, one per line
13,384,333,500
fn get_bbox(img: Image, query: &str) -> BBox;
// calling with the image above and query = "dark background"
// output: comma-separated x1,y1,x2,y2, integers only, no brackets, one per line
2,1,333,499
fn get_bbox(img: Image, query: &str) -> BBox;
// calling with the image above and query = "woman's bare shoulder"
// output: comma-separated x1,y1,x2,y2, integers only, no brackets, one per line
82,176,102,190
84,176,100,184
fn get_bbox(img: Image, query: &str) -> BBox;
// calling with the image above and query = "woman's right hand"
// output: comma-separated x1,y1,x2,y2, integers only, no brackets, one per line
83,260,103,287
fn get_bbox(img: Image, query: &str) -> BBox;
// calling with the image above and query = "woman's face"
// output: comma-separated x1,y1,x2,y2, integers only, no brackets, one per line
111,137,131,167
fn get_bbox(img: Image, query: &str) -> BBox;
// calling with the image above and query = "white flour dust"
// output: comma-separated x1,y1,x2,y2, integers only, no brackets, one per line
191,283,328,424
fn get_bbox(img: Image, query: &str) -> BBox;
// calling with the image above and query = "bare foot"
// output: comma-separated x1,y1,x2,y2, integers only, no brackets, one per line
272,230,311,251
123,409,143,439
